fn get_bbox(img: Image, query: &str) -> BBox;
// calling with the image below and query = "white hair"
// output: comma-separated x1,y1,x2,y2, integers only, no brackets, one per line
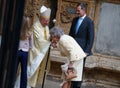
50,26,64,37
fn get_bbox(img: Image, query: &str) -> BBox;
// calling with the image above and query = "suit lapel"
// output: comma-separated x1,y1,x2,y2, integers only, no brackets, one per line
74,17,79,34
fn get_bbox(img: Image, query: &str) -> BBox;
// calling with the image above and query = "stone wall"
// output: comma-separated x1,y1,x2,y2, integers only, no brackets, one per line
48,0,120,87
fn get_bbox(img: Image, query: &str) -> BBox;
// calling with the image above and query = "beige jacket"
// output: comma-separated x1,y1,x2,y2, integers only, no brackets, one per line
58,35,86,81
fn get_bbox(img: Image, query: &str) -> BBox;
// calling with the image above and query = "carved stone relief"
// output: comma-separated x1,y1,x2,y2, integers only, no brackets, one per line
60,2,77,23
56,0,93,34
24,0,50,24
59,0,95,24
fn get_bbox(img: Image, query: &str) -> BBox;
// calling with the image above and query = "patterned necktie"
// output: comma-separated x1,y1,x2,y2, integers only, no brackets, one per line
75,17,83,34
44,27,47,40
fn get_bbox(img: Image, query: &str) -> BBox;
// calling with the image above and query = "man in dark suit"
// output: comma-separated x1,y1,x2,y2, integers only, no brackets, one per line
69,3,94,88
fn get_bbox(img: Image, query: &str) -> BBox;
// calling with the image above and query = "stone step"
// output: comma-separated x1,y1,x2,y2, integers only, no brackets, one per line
48,48,67,78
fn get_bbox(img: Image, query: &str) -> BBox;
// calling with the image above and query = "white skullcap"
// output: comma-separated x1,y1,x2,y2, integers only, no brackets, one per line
40,5,51,19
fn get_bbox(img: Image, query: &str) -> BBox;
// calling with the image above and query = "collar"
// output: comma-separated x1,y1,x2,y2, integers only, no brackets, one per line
79,14,86,20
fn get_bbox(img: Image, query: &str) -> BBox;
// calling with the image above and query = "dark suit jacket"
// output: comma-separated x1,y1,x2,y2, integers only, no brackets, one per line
69,16,94,55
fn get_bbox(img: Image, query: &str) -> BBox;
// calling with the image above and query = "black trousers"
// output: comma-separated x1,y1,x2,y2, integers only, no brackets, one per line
70,81,82,88
15,50,28,88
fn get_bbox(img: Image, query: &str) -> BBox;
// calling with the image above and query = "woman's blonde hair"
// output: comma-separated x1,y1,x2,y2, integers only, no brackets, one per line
20,16,32,40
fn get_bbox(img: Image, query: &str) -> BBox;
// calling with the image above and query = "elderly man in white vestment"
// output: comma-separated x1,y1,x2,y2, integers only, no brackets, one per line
27,5,51,88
